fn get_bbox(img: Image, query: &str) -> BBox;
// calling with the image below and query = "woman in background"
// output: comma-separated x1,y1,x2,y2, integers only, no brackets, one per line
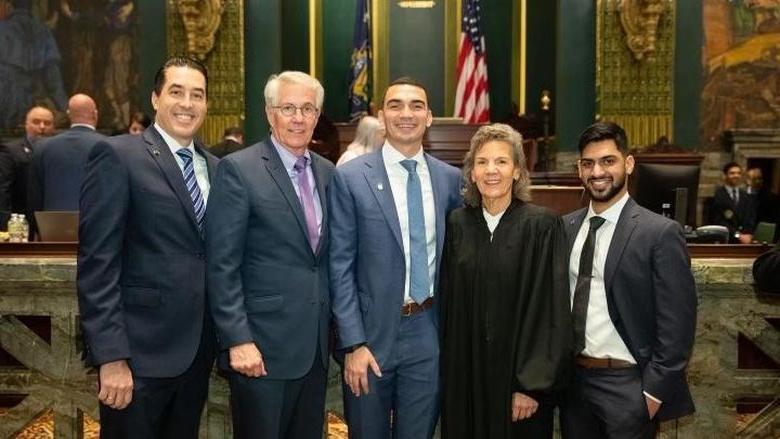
336,115,384,166
441,123,571,438
126,111,150,135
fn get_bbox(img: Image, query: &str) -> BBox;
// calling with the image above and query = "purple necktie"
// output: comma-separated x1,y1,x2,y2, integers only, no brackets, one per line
293,156,320,252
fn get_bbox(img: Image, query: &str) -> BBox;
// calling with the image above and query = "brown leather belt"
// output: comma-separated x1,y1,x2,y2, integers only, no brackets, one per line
576,355,636,369
401,298,434,316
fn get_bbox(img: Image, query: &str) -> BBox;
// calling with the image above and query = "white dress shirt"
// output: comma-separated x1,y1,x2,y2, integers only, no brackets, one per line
155,123,210,204
569,192,634,363
382,142,437,304
482,208,505,241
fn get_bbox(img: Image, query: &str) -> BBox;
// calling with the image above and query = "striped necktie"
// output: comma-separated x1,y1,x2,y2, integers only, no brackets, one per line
176,148,206,233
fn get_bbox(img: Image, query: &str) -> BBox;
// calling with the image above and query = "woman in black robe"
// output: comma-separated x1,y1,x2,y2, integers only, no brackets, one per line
441,124,572,438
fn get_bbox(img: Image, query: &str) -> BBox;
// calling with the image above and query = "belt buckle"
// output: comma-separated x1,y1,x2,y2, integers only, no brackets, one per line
401,303,413,317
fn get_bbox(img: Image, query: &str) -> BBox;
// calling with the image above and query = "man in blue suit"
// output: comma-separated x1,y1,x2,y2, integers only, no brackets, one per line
28,94,104,225
78,56,217,438
329,77,462,438
207,71,334,438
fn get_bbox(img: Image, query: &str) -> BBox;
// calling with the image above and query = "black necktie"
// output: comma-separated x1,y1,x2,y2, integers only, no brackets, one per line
731,188,739,204
572,216,607,355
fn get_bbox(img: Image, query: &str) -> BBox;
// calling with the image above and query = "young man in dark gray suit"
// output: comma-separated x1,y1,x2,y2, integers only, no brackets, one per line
78,56,217,438
560,122,697,438
207,71,334,438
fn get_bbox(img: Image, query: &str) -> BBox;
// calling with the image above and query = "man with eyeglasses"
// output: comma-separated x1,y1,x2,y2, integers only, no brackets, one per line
207,71,334,438
559,122,697,439
329,77,462,438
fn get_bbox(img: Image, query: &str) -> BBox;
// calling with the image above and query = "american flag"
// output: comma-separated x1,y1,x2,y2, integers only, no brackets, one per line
454,0,490,124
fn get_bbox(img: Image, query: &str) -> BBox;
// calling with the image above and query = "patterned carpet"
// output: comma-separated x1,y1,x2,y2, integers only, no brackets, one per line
2,409,348,438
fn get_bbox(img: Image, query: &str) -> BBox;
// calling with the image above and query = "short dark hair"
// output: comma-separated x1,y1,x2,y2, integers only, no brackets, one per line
722,161,741,174
223,126,244,137
129,111,151,128
153,56,209,96
381,77,430,107
577,121,629,155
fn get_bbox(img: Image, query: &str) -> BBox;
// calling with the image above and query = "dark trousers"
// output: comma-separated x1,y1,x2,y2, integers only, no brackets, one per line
99,337,214,439
228,348,327,439
343,308,440,439
559,366,657,439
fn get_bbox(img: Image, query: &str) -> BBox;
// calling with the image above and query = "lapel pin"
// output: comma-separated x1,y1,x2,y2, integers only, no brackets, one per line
377,183,384,191
153,149,160,156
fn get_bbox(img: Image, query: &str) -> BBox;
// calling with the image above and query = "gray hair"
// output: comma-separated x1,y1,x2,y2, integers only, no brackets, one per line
351,116,382,149
462,123,531,207
264,71,325,108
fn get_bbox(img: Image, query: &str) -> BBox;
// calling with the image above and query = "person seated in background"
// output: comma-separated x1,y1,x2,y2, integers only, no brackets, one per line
746,167,779,241
126,111,151,135
336,115,384,166
753,241,780,293
0,105,55,232
209,126,245,158
709,162,755,243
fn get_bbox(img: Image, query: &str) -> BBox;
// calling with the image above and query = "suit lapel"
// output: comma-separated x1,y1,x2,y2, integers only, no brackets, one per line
604,198,640,292
195,142,218,181
363,151,404,253
311,154,329,256
260,140,311,250
425,153,449,260
143,127,201,235
566,208,588,256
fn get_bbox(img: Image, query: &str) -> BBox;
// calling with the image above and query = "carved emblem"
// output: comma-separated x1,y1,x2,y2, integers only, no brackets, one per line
618,0,665,61
175,0,226,60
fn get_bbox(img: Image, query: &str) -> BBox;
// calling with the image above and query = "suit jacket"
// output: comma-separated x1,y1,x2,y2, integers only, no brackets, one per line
28,126,106,213
207,139,334,379
328,149,462,366
209,138,244,158
753,241,780,293
77,127,218,378
3,136,34,215
709,186,756,235
564,198,697,421
0,142,13,227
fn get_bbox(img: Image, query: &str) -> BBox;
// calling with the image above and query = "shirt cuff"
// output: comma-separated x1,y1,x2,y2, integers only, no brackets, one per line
643,391,662,404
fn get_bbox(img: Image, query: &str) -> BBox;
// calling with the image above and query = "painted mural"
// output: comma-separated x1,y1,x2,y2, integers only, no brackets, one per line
702,0,780,149
0,0,140,133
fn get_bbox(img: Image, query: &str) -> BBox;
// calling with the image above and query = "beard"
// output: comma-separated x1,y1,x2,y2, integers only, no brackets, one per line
584,173,626,202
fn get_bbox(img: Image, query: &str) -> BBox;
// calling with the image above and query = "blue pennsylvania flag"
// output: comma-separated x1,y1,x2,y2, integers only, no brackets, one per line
349,0,371,121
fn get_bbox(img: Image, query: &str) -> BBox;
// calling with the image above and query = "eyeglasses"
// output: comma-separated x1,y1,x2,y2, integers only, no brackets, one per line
578,156,620,171
272,104,319,118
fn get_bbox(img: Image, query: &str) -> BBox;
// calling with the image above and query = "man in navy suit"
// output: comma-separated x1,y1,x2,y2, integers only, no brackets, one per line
28,94,105,228
559,122,697,438
709,162,756,243
207,71,334,438
0,105,54,229
77,56,217,438
329,77,462,438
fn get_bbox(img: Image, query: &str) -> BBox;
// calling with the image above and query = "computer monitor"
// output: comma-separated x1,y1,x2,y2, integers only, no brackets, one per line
632,163,700,227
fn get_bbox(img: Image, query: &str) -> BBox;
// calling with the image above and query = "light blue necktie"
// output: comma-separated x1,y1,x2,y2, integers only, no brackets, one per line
176,148,206,233
400,159,430,304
